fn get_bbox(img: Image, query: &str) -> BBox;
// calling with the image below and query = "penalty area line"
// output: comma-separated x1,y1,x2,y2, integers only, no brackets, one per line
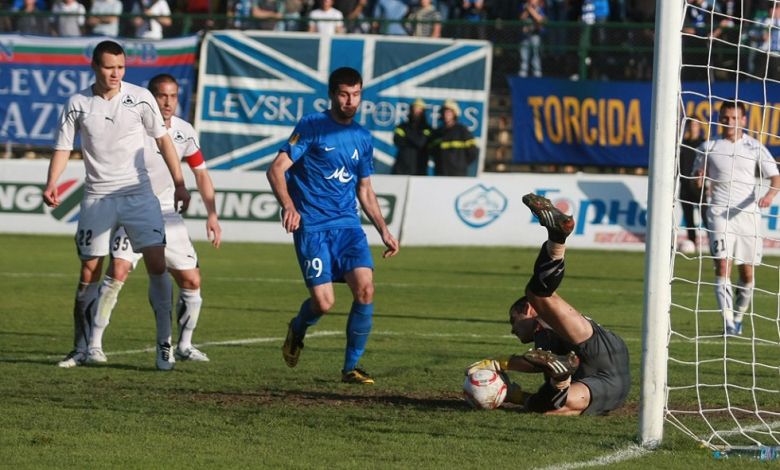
531,444,651,470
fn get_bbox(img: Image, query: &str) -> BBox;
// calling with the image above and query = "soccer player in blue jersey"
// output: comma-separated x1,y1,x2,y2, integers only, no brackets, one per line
267,67,400,385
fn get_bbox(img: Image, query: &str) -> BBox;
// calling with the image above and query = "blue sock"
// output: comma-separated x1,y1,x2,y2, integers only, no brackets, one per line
344,302,373,372
291,299,321,337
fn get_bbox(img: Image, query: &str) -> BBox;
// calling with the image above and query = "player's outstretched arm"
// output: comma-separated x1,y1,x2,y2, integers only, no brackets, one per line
465,354,541,376
192,167,222,248
267,151,300,233
156,133,190,213
356,177,399,258
43,150,72,207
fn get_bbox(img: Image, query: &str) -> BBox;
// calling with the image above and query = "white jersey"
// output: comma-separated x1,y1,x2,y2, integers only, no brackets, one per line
54,81,167,196
693,134,779,209
132,0,170,39
309,8,343,34
143,115,205,212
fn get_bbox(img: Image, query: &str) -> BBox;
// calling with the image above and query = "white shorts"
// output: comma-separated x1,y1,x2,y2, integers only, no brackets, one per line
112,209,198,271
76,193,165,260
707,206,762,265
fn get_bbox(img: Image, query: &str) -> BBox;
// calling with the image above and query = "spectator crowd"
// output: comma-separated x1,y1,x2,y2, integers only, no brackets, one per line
5,0,780,81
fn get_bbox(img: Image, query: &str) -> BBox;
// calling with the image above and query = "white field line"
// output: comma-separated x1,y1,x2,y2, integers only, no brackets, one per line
0,271,643,293
105,329,343,357
18,331,539,361
530,445,651,470
11,330,581,362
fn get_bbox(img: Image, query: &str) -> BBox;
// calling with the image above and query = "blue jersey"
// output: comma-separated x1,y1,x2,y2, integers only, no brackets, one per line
280,111,375,232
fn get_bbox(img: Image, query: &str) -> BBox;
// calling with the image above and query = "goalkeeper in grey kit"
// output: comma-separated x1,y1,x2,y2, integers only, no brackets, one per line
466,193,631,415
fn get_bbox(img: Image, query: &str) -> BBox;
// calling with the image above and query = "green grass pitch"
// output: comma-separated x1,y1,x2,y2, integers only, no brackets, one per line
0,234,769,469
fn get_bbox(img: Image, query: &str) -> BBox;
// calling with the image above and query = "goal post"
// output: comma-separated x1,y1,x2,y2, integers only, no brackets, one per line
639,0,683,448
642,0,780,451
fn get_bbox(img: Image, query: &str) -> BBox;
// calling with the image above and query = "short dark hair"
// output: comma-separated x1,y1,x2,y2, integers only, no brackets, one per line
720,99,747,116
92,40,125,67
328,67,362,95
148,74,178,95
509,296,528,322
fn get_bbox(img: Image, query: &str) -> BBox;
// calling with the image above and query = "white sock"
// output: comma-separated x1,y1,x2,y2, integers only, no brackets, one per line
176,288,203,351
148,271,173,345
90,276,124,350
550,375,572,391
734,280,752,319
715,276,734,328
546,241,566,260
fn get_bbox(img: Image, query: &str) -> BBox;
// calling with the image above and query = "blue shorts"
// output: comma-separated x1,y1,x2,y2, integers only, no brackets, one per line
293,228,374,287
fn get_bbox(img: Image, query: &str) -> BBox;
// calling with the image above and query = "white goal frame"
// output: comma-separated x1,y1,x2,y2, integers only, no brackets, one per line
639,0,683,448
641,0,780,450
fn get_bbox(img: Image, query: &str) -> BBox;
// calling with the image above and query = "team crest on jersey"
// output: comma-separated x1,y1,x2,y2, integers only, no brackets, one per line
289,133,300,146
122,94,136,106
172,130,186,144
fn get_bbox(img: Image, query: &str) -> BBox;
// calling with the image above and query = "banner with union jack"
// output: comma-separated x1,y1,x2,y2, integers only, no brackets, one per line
195,31,492,175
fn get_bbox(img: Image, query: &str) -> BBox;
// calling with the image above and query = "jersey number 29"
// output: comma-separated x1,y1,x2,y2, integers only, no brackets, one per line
304,258,323,279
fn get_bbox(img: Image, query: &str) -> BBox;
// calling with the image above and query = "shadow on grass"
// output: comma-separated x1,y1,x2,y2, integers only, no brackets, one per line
187,388,471,410
203,306,509,325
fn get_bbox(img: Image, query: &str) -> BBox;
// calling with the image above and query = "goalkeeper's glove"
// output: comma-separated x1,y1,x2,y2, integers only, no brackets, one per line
464,355,514,376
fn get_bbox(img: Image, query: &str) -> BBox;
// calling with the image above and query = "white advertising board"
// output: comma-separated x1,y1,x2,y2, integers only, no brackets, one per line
0,160,407,246
5,160,780,254
401,173,651,251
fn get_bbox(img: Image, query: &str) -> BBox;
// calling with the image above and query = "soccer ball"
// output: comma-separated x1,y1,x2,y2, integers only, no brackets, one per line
463,369,508,410
677,239,696,254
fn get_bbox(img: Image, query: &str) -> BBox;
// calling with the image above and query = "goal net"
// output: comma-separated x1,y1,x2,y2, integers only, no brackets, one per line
646,0,780,450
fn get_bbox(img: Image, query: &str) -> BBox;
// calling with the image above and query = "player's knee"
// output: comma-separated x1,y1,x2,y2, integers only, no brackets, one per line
312,297,335,314
525,285,543,305
353,283,374,304
80,258,103,283
141,246,166,274
177,273,201,290
111,260,133,283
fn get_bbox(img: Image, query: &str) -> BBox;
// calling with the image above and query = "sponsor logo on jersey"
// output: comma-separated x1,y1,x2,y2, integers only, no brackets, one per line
122,94,136,106
325,167,354,184
455,184,507,228
172,130,186,144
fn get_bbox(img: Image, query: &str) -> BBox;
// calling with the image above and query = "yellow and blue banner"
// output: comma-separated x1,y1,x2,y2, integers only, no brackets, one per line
510,77,780,166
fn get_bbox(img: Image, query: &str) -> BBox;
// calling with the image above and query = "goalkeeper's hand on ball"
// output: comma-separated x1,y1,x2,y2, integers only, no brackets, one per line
465,355,514,376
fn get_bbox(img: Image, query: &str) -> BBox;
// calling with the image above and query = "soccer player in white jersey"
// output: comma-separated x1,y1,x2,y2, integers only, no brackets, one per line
43,40,191,370
87,74,222,366
693,100,780,335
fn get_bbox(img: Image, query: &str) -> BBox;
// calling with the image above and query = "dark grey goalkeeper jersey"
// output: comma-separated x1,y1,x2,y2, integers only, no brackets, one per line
533,318,630,415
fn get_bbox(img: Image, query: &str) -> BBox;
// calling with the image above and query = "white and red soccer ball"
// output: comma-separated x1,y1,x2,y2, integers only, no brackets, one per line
463,369,508,410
